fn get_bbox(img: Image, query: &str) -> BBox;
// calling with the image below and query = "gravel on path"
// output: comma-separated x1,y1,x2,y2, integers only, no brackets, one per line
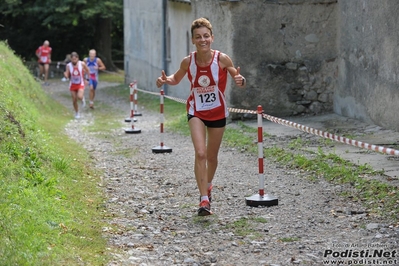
43,80,398,266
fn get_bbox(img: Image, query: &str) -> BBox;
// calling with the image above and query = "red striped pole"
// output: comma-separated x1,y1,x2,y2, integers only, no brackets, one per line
133,82,142,116
246,105,278,207
152,89,172,153
257,105,265,197
160,89,165,147
125,81,138,123
124,82,141,134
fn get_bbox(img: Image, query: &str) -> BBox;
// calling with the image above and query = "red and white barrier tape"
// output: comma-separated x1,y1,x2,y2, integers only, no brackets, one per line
262,113,399,156
132,87,399,156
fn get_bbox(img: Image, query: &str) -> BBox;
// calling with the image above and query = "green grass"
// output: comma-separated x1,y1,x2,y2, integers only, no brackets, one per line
192,215,215,228
224,125,256,153
279,237,300,242
0,42,108,265
264,143,398,219
225,217,267,239
84,101,123,134
192,215,267,239
99,70,125,83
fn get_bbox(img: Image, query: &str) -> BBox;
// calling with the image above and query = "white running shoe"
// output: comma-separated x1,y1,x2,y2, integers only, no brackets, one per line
75,112,80,119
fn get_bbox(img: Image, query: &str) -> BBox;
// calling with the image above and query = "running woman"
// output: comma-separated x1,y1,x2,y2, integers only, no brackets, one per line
156,18,246,216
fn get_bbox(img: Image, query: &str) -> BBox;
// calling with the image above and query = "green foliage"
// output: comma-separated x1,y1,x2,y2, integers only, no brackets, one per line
0,0,123,61
0,41,107,265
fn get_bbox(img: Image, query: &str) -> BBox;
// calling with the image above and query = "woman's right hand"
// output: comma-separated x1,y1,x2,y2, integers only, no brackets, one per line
156,70,167,88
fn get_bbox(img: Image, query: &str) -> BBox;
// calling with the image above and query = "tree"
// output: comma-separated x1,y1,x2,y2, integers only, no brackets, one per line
0,0,123,71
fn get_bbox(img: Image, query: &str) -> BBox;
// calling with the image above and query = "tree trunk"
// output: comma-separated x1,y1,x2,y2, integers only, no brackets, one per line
94,17,118,71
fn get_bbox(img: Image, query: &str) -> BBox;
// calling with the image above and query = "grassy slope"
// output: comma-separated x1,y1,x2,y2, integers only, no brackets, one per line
0,42,107,265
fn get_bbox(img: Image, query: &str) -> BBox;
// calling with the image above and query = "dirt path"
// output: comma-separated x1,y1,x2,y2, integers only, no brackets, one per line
43,80,398,266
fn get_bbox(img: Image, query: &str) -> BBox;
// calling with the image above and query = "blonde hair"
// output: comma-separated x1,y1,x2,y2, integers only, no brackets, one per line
191,17,212,37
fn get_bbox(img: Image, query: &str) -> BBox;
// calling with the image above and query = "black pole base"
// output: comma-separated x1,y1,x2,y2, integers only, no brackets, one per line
245,194,278,207
152,145,172,153
125,128,141,134
124,117,138,122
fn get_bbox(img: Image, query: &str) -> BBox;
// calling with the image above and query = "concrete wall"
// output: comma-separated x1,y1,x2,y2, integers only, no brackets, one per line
124,0,193,97
164,2,192,98
124,0,164,92
335,0,399,130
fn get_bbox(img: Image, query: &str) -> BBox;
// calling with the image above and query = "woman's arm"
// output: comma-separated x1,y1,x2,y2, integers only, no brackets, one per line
157,56,189,88
219,52,246,88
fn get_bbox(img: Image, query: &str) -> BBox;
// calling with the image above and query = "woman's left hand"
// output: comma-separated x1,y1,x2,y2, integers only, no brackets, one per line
234,66,246,87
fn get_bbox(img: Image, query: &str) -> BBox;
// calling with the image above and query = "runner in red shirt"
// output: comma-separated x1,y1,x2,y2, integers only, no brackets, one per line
35,40,52,85
64,52,90,119
156,18,246,216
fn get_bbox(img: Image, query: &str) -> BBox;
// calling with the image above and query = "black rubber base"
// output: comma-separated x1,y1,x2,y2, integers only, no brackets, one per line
124,117,138,122
152,145,172,153
245,194,278,207
125,128,141,134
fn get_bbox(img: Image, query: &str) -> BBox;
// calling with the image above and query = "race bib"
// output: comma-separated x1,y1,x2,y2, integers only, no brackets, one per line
193,85,221,111
71,69,81,84
40,56,48,63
